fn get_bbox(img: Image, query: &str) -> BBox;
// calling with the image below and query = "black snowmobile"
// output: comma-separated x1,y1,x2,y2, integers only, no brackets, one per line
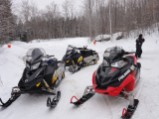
0,48,65,108
63,45,99,73
70,46,141,119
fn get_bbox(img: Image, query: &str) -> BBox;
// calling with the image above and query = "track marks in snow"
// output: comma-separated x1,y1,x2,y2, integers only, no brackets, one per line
103,97,114,119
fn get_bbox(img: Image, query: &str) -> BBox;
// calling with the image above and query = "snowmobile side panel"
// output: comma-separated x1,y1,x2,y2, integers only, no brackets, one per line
92,71,135,96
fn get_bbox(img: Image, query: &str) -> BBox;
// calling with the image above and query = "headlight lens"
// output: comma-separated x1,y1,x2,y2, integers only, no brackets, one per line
103,60,109,66
111,60,127,68
26,63,30,68
31,62,41,70
103,52,110,58
66,51,71,55
26,56,32,62
67,47,72,51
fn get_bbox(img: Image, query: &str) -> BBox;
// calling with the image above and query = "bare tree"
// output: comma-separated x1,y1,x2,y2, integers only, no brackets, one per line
13,0,159,41
84,0,96,39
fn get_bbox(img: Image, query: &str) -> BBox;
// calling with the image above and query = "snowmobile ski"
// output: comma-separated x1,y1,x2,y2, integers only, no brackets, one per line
70,86,95,106
47,91,61,108
0,87,21,108
121,99,139,119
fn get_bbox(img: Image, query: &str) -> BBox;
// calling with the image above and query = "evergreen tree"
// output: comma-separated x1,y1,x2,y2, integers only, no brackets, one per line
0,0,14,42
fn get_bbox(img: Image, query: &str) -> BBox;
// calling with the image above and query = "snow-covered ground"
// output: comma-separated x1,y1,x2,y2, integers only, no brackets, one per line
0,33,159,119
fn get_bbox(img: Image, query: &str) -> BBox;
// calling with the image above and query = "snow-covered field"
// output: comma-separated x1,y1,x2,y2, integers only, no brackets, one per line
0,34,159,119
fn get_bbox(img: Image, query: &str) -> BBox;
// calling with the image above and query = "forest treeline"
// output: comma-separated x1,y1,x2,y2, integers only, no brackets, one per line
0,0,159,42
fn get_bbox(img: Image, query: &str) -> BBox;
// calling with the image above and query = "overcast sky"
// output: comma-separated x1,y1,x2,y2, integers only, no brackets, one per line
12,0,84,14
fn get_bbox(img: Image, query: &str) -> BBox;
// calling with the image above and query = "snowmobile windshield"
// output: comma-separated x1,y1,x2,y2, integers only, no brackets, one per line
103,46,125,64
26,48,46,63
67,45,74,50
26,48,46,70
66,45,79,55
66,46,73,55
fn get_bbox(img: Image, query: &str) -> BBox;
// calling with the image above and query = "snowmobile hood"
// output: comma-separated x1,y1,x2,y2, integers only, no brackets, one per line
18,67,45,90
18,57,60,91
94,56,134,89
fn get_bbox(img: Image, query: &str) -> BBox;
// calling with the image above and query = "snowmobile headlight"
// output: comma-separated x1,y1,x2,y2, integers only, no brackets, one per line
111,60,127,68
66,50,71,55
103,52,110,58
26,63,30,68
42,57,48,62
31,62,41,70
26,56,32,62
103,60,109,66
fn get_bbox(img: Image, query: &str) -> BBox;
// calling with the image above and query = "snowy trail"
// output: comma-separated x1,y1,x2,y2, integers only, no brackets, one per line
0,34,159,119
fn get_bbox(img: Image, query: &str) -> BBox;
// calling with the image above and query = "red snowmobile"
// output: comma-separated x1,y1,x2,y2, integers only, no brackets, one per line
70,46,141,119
